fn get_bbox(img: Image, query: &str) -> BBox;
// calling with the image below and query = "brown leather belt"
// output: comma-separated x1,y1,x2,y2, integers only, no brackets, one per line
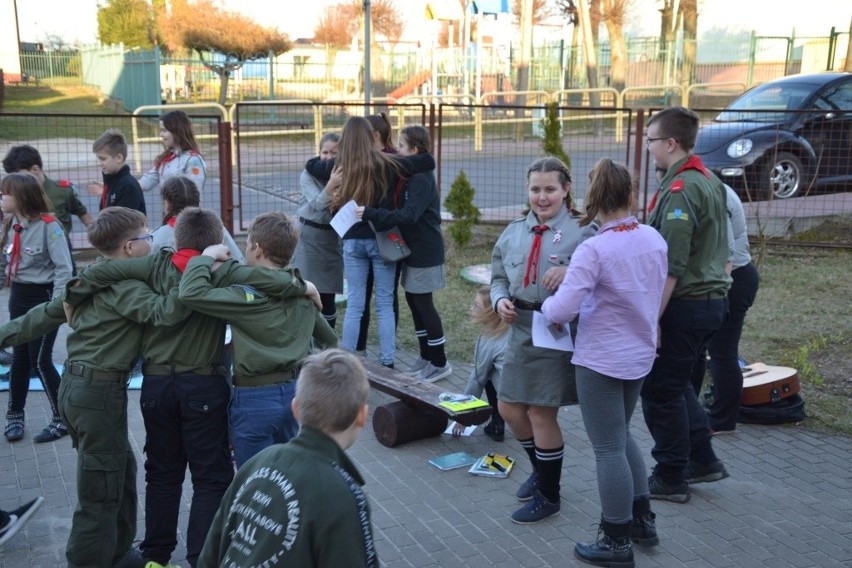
65,362,129,382
142,364,227,377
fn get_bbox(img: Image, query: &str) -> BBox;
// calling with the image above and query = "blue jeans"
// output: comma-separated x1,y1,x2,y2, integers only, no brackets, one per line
641,297,726,483
342,238,397,365
691,263,760,431
139,373,233,567
229,383,298,469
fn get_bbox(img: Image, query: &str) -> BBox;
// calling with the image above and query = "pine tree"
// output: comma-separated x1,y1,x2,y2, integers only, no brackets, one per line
444,170,481,247
541,102,571,169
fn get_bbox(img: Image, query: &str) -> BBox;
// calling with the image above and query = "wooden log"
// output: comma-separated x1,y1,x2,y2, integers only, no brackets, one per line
372,401,448,448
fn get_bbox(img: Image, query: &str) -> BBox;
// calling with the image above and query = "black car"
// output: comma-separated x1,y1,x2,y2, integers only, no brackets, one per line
694,72,852,200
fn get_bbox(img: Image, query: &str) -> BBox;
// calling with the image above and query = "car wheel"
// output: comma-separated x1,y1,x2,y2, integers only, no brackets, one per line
763,152,806,199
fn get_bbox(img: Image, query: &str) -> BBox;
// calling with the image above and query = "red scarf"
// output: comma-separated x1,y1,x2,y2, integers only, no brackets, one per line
648,155,712,213
100,184,109,210
170,248,201,272
523,225,549,288
6,215,57,285
167,216,177,227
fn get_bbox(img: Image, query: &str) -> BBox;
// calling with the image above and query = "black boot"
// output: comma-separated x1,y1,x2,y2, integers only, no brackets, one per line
574,519,634,568
631,497,659,546
483,414,504,442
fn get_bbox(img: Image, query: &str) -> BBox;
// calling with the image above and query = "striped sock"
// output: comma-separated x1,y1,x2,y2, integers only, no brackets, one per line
427,335,447,367
535,445,564,502
518,437,537,470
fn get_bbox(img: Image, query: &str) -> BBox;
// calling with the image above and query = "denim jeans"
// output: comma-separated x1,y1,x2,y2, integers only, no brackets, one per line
691,263,760,431
641,297,726,483
139,373,233,567
229,382,298,469
342,238,397,365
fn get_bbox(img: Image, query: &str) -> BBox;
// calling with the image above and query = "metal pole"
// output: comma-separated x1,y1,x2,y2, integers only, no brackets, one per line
364,0,372,112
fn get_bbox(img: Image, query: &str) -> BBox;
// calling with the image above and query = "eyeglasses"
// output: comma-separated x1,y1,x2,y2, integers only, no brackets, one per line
129,234,153,244
644,136,668,147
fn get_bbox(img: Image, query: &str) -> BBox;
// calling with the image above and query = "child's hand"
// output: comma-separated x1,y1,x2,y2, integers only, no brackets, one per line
355,206,365,219
63,302,75,327
451,422,464,437
541,266,567,290
326,166,343,194
304,280,322,310
201,244,230,261
85,182,104,196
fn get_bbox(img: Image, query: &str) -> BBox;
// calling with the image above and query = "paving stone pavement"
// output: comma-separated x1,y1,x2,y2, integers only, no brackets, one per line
1,328,850,566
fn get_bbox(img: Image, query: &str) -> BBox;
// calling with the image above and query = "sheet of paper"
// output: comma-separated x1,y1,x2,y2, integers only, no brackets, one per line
330,200,359,238
444,423,476,436
531,311,574,352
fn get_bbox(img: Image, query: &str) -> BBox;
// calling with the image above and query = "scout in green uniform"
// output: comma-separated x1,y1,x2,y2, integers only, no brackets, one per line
63,207,318,568
0,207,187,568
179,211,337,468
642,106,733,505
199,349,378,568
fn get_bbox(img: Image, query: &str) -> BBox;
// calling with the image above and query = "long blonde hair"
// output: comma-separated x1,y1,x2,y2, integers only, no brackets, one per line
332,116,398,211
471,286,509,338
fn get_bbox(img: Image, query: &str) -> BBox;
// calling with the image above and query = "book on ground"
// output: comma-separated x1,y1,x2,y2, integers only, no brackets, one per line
468,452,515,478
429,452,478,471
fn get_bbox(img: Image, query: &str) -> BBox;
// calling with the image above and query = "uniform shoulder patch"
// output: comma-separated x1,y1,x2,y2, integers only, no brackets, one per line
666,208,689,221
670,179,684,193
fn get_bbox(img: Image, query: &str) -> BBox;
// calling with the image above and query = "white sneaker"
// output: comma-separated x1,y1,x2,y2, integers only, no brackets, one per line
417,363,453,383
0,496,44,546
407,357,430,373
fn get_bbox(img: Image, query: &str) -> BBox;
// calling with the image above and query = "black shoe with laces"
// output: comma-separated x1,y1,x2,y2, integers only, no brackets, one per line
483,417,504,442
648,473,690,503
631,511,659,546
0,496,45,546
575,521,635,568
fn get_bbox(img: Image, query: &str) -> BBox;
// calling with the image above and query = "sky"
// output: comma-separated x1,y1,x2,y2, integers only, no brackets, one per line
12,0,852,46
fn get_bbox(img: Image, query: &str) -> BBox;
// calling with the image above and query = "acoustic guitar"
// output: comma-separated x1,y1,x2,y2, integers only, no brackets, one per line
740,363,800,406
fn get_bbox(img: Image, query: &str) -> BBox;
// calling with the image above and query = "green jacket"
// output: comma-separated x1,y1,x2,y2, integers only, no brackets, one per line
648,155,732,298
178,256,337,385
0,267,188,372
43,177,88,235
199,426,378,568
65,250,307,369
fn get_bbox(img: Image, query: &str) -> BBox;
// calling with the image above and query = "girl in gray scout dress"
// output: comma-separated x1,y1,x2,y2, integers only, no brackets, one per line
140,110,207,193
491,157,596,524
291,132,343,329
1,173,74,443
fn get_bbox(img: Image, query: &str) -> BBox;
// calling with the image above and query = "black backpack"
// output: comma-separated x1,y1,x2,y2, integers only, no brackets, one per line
737,394,806,425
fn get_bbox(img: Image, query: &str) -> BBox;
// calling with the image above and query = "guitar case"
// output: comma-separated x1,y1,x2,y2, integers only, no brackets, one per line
740,363,800,406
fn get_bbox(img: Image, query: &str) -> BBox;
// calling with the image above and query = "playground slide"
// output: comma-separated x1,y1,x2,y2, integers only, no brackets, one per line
387,70,432,102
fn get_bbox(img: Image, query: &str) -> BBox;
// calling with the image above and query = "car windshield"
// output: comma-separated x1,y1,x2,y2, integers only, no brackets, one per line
715,83,813,123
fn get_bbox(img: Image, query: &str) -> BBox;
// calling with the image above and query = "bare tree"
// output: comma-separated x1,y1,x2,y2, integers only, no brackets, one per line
312,0,404,47
600,0,631,91
160,0,291,104
681,0,698,86
511,0,553,24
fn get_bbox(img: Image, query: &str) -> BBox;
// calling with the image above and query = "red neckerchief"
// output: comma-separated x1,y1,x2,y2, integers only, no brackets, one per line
100,184,109,210
6,223,24,286
647,190,660,214
6,215,57,285
523,225,549,287
675,155,711,179
170,248,201,272
166,216,177,228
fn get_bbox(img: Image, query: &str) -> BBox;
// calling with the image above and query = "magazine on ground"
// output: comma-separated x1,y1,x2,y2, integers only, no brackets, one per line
468,452,515,478
429,452,478,471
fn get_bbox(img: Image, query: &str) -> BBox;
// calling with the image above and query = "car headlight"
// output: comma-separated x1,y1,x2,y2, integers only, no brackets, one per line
726,138,753,158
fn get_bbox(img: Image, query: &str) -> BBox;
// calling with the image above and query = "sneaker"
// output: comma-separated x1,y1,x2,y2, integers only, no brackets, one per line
516,471,540,501
631,511,659,547
510,489,560,524
0,349,12,367
648,473,690,503
0,496,45,546
33,421,68,443
684,460,730,484
406,356,430,374
417,362,452,383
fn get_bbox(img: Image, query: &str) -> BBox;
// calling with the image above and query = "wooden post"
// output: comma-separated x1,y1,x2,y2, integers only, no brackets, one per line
372,402,448,448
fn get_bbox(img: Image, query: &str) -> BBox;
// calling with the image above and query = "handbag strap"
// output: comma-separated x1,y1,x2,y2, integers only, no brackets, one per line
393,176,406,208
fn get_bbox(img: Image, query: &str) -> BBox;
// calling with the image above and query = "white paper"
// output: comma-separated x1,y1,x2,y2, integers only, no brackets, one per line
444,423,477,437
531,311,574,352
330,200,359,238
